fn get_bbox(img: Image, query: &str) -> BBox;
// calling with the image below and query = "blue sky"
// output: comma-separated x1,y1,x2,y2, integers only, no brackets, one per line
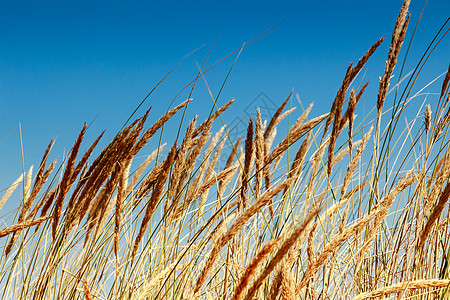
1,0,449,208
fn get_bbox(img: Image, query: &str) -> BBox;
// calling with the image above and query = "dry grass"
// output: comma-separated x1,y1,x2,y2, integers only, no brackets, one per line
0,0,449,299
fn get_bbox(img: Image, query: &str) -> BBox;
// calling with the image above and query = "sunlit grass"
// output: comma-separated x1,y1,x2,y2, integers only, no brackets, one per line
0,0,449,299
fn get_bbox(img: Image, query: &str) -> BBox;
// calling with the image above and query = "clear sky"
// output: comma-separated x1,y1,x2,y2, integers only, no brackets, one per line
1,0,449,209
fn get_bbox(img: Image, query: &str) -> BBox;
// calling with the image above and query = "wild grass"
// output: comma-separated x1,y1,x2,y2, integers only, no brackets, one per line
1,0,450,298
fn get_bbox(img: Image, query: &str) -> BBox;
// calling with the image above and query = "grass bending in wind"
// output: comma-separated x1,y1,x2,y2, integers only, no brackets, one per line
1,0,450,299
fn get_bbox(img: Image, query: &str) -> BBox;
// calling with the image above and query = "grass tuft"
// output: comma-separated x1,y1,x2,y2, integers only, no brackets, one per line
0,0,449,298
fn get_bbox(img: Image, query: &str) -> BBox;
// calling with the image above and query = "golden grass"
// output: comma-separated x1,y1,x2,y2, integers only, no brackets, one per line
0,0,449,298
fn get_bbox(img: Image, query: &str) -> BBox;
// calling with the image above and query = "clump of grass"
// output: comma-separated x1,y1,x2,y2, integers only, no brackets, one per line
1,0,450,299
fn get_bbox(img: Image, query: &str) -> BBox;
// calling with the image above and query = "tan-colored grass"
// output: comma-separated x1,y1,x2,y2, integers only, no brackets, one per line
351,279,450,300
137,261,185,300
244,207,320,299
0,216,50,238
52,123,87,241
131,99,191,155
192,99,234,138
418,181,450,250
193,177,297,296
280,261,296,300
83,280,94,300
0,173,24,210
26,159,57,220
0,1,448,298
266,112,329,165
240,118,254,210
424,104,432,134
297,206,383,291
347,89,357,152
339,82,368,132
114,160,130,260
230,238,279,300
340,126,372,198
264,94,291,141
377,0,410,119
131,142,177,263
327,37,384,176
254,109,265,202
